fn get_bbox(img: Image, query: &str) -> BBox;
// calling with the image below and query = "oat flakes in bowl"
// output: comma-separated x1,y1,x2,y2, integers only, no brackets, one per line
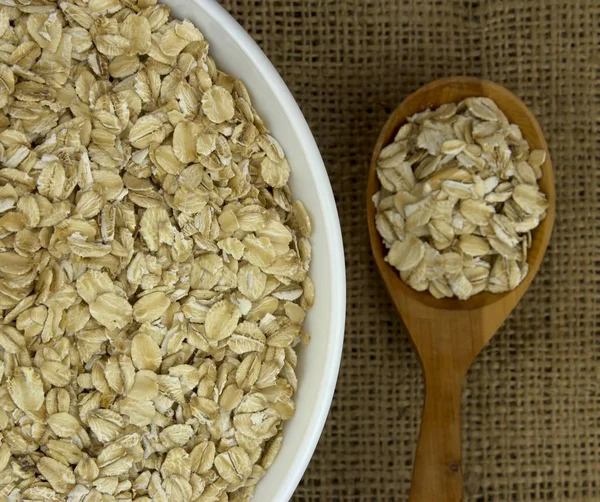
0,1,346,501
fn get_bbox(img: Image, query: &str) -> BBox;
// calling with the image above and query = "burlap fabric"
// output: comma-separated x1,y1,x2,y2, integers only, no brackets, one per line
218,1,599,500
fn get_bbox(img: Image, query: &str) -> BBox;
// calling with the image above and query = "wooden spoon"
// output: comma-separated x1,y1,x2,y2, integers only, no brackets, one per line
366,77,555,502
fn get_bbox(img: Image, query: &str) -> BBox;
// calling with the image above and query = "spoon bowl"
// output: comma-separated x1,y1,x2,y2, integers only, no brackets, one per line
366,77,555,502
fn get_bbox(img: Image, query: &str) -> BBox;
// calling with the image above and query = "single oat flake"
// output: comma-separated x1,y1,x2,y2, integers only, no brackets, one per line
374,97,548,300
0,2,313,501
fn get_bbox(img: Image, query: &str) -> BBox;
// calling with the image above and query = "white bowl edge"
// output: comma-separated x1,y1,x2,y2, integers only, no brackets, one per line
161,1,346,501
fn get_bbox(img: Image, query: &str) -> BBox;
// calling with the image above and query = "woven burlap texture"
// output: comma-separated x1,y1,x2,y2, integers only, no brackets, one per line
218,1,599,500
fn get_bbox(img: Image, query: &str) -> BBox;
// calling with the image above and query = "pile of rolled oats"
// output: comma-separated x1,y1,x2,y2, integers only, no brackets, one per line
0,1,314,500
374,97,548,300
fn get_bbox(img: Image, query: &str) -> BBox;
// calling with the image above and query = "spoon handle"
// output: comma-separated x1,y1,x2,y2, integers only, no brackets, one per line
409,366,464,502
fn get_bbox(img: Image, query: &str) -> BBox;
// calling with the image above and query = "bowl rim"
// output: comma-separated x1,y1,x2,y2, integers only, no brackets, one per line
193,1,346,500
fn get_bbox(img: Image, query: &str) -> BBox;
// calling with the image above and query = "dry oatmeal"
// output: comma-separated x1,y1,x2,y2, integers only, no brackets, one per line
373,97,548,300
0,1,313,501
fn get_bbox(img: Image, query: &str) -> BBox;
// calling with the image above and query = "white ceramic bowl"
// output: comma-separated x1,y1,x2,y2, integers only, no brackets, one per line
163,1,346,500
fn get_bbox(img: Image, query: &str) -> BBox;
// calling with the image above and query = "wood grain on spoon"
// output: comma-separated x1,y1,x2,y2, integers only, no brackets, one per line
366,77,555,502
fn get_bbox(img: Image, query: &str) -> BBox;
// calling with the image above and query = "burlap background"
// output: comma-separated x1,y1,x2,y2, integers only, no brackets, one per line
218,1,599,500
